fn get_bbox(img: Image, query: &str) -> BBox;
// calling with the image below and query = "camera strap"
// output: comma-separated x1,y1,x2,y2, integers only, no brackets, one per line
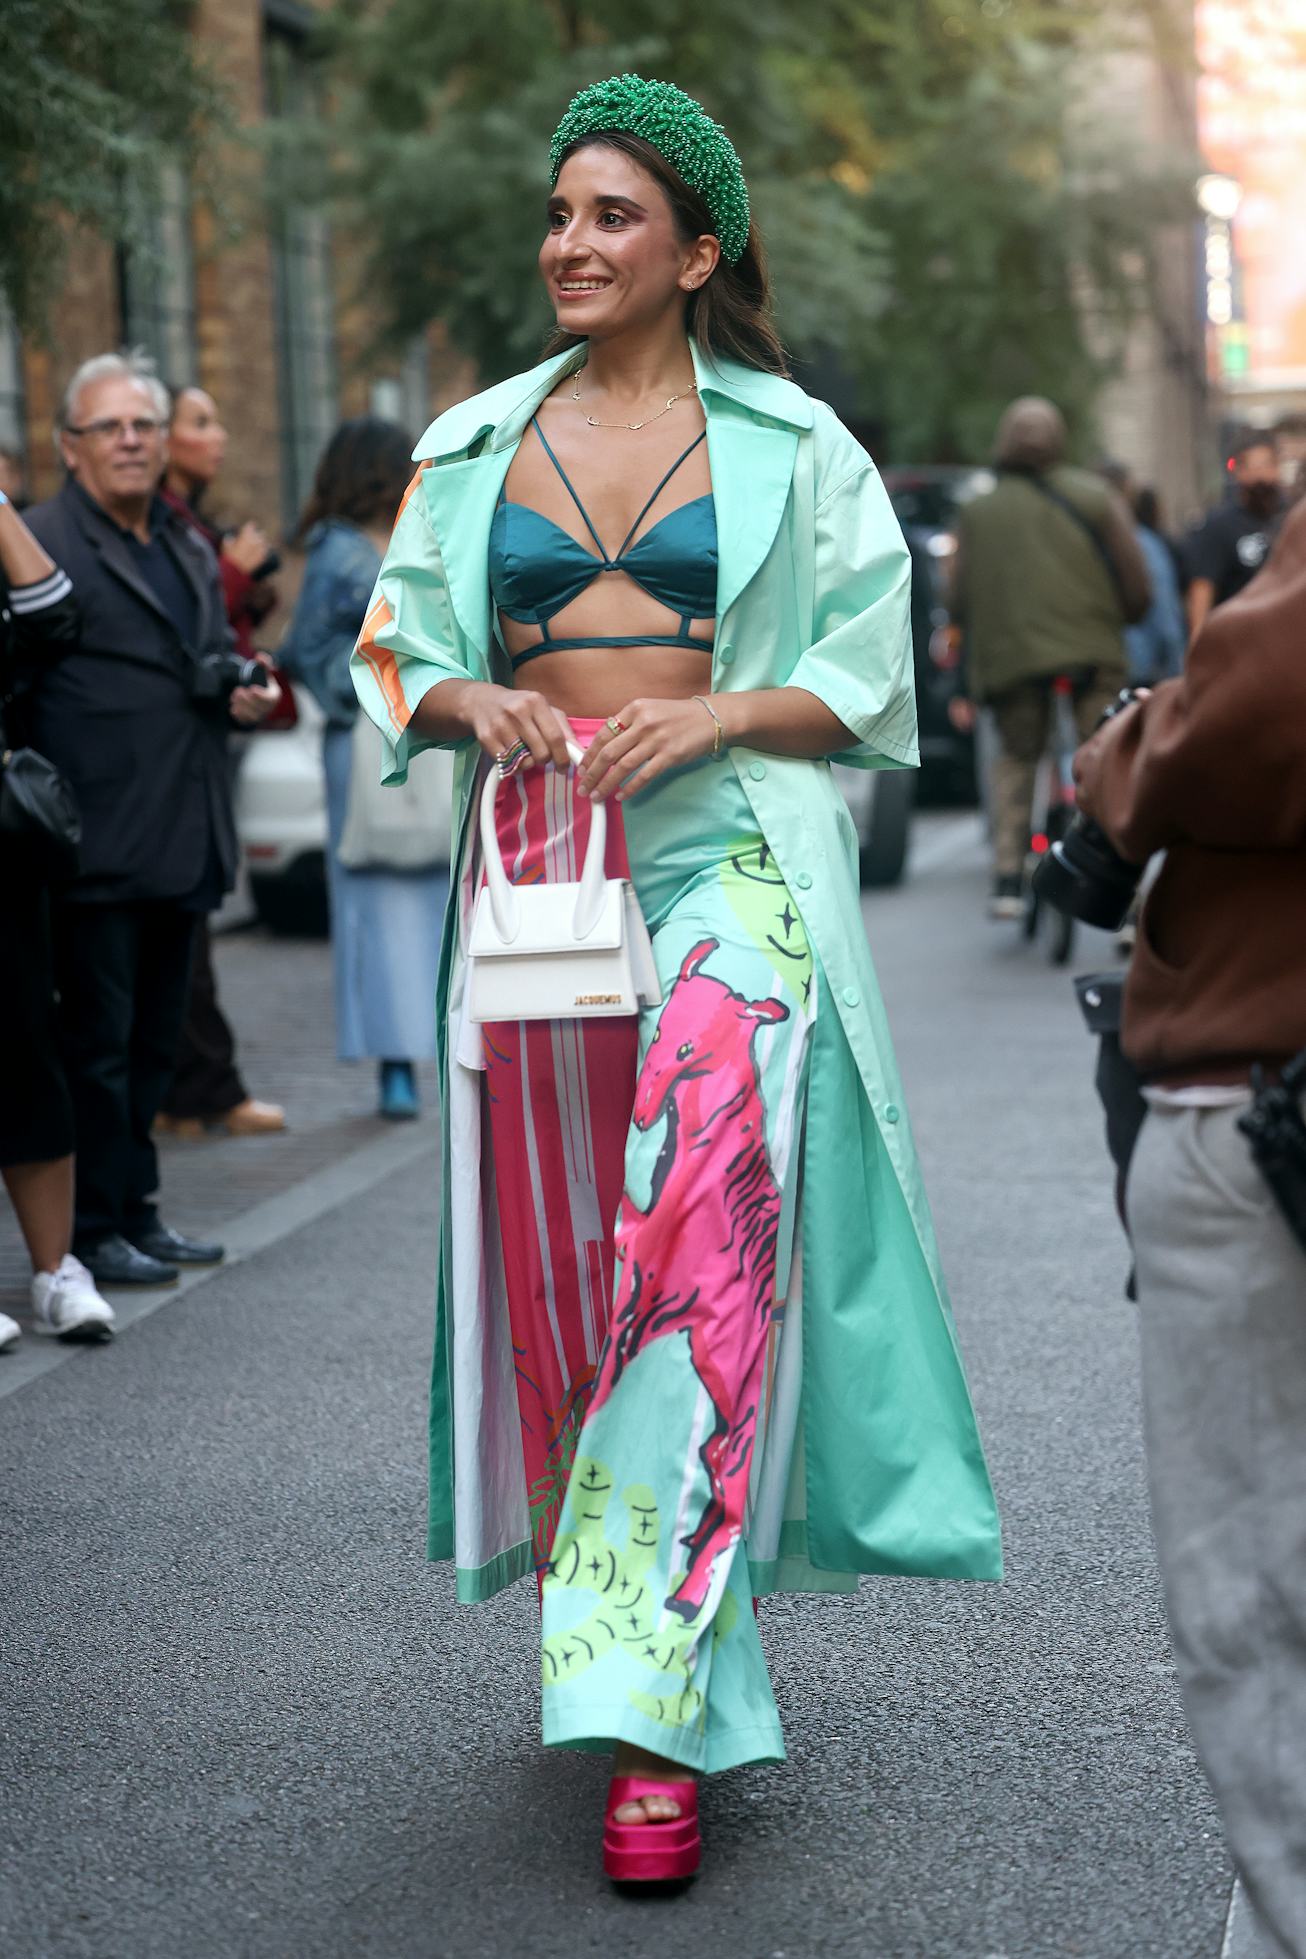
1238,1047,1306,1254
1020,472,1132,619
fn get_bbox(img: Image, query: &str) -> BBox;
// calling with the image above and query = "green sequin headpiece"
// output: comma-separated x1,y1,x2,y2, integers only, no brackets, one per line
549,74,751,264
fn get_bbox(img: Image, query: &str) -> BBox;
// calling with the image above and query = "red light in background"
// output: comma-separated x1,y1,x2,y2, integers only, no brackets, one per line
1031,832,1050,854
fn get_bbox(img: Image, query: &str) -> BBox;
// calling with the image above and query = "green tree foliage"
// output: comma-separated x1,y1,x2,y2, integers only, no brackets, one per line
0,0,223,329
284,0,1196,458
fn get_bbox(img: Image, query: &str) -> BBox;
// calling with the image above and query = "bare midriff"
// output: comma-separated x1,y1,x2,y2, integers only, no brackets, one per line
503,638,713,721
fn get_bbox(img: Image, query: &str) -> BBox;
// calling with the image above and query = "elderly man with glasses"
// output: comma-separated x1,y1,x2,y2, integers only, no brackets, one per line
23,351,279,1289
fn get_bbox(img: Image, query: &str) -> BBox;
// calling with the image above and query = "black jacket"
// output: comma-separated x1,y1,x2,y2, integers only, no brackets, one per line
23,480,238,905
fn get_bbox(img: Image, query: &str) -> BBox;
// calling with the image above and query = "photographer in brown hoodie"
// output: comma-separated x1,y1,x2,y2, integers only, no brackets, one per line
1074,496,1306,1959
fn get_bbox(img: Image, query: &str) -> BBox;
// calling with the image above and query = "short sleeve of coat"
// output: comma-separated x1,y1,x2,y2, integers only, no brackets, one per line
350,466,479,784
782,415,918,771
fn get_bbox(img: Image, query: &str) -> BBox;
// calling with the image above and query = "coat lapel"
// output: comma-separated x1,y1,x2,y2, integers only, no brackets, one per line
420,448,514,662
416,351,584,662
81,517,172,628
706,413,799,628
165,522,215,647
692,346,811,629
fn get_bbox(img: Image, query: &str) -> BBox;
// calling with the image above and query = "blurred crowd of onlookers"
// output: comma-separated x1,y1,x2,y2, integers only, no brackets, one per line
0,350,445,1354
948,397,1296,918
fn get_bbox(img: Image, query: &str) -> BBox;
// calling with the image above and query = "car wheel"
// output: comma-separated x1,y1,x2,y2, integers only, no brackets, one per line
859,770,914,887
249,869,330,938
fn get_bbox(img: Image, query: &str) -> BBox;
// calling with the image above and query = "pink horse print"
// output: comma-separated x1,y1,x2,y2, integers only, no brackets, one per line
586,937,789,1623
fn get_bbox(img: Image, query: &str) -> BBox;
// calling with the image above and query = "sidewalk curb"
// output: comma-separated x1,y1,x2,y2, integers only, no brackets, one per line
0,1119,436,1403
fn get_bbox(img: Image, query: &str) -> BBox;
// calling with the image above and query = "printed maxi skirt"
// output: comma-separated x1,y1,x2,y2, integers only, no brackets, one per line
480,718,816,1774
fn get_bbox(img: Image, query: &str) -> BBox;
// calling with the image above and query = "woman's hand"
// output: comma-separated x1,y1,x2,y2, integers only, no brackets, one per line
578,697,717,802
461,683,573,770
222,521,273,577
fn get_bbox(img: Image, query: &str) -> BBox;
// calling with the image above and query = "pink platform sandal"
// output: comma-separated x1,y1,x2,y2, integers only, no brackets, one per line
603,1775,701,1884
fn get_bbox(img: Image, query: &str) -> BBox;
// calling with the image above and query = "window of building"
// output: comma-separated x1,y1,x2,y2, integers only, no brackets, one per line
116,165,198,386
265,16,338,529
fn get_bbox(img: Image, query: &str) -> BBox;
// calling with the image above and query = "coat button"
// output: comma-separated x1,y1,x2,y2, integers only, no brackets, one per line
718,645,736,666
842,985,860,1007
884,1103,900,1124
748,761,766,781
795,871,812,890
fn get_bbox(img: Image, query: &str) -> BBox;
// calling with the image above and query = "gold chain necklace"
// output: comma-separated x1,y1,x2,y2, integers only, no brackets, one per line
571,366,698,432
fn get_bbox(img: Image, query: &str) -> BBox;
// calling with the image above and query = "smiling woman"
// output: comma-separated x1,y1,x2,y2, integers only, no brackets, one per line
351,73,1000,1889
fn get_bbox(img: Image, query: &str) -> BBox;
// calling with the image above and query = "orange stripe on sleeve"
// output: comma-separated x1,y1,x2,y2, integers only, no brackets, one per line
394,462,430,528
355,595,409,736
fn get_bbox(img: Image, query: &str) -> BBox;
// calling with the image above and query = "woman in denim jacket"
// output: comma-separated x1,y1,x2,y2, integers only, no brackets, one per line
279,419,447,1119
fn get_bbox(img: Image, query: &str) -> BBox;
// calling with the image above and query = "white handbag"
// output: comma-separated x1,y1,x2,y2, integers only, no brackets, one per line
466,740,663,1024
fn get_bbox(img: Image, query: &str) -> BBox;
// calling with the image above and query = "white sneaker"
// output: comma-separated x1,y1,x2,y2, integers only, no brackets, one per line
31,1256,116,1342
0,1311,19,1353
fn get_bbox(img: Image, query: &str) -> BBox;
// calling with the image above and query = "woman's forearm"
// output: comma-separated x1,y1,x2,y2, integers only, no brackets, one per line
408,676,483,744
0,500,57,588
711,686,855,758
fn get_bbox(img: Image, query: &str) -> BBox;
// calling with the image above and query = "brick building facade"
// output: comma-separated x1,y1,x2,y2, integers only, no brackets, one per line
1,0,466,543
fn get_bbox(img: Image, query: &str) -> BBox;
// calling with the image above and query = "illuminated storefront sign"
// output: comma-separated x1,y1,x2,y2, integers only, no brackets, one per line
1196,1,1306,388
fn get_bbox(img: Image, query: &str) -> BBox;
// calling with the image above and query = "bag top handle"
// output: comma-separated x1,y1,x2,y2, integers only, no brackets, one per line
478,737,608,944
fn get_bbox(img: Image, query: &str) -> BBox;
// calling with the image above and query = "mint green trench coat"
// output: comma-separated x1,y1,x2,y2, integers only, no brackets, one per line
350,342,1002,1602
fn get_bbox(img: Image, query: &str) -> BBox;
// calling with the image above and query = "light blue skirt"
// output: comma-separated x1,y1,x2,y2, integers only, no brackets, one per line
322,724,448,1063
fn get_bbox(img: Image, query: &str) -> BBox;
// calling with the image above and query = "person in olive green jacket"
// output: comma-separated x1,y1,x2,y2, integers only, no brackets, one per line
951,397,1150,916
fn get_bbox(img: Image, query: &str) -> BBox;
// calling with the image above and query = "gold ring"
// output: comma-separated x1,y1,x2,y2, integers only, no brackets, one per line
606,716,627,735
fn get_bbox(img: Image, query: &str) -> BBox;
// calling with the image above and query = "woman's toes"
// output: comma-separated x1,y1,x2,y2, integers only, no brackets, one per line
642,1793,683,1822
613,1794,683,1824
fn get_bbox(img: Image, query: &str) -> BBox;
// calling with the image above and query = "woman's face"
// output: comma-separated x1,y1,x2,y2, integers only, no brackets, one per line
168,388,227,488
540,146,716,342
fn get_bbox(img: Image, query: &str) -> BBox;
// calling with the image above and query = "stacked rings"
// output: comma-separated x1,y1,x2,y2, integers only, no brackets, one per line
606,716,628,735
496,737,530,777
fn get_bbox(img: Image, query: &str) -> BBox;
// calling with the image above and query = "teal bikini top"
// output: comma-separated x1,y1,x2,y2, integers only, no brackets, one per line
488,417,717,668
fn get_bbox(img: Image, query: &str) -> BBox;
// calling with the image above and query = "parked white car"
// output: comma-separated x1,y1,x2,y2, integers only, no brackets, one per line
832,763,914,887
235,681,331,935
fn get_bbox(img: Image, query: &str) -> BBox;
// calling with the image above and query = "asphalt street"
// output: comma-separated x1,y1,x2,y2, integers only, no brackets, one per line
0,813,1236,1959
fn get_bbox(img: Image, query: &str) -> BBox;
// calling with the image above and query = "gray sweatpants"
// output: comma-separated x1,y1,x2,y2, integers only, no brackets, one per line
1128,1097,1306,1959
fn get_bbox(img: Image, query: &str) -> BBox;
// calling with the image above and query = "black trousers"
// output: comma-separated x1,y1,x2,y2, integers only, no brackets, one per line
159,918,246,1120
52,900,197,1247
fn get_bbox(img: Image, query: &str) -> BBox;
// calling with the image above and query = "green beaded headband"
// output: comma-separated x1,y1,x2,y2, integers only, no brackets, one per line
549,73,751,265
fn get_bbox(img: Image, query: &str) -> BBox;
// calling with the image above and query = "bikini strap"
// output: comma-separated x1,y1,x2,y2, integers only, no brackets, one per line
615,430,707,557
529,417,610,561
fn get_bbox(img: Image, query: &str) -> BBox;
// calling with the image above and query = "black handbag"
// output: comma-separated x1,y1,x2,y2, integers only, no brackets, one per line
0,699,82,880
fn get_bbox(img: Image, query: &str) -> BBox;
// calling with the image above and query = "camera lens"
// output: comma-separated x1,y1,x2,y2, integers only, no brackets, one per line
1030,815,1144,930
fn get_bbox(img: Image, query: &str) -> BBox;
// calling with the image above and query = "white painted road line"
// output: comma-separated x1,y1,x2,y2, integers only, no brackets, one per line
1222,1878,1279,1959
0,1118,436,1404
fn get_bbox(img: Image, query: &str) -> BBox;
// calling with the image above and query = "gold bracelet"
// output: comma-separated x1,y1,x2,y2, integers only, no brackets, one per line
692,694,725,759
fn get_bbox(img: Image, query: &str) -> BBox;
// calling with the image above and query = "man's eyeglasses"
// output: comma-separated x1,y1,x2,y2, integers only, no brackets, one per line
64,418,164,442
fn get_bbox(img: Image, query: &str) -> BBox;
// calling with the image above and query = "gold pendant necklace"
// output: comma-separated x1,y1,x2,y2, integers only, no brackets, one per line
571,367,698,431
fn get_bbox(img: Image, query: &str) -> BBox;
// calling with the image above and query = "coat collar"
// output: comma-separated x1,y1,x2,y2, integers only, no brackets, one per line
63,479,211,641
413,342,812,657
412,342,814,461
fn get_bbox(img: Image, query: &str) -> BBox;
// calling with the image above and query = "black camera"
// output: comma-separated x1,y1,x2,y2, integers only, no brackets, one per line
1239,1050,1306,1254
189,653,270,704
1030,688,1147,929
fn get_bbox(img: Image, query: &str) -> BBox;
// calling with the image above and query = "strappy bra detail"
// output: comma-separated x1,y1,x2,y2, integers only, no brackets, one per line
488,417,717,667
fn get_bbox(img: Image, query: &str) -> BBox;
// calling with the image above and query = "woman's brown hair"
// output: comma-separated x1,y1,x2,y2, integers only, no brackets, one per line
294,417,414,544
542,133,788,378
